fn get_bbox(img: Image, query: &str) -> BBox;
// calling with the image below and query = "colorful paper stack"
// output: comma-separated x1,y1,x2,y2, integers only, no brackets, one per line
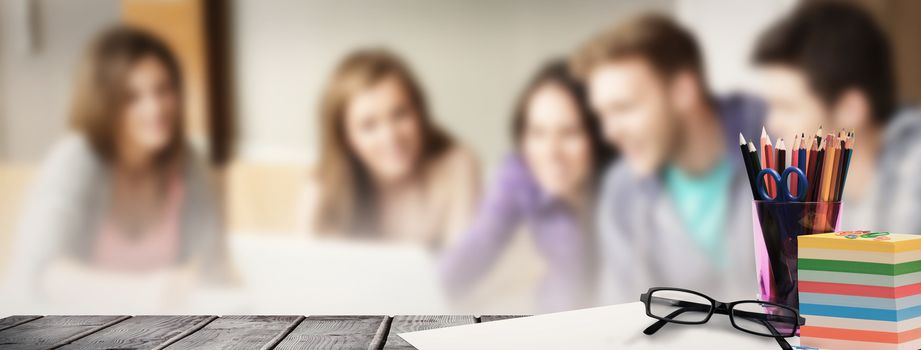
798,231,921,350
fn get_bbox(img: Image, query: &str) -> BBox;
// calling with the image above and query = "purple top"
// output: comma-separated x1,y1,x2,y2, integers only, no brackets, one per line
439,154,595,312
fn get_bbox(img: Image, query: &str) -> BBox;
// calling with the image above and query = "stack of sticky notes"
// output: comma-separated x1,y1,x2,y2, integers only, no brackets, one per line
798,231,921,350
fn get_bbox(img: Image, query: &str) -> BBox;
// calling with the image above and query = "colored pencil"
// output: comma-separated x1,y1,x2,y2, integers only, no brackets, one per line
819,135,836,201
814,125,824,147
791,134,801,196
798,133,807,178
776,138,786,175
831,131,846,201
776,138,787,197
740,132,759,198
761,127,775,198
748,141,761,199
825,135,841,201
837,132,855,201
803,132,812,168
748,140,760,167
805,138,819,202
811,139,826,202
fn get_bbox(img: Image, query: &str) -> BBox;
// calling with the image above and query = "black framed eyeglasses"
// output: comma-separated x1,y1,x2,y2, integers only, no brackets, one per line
640,287,805,350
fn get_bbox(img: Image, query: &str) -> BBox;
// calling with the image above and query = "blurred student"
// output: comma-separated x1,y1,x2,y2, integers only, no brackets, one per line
572,14,764,303
300,49,479,249
754,1,921,234
9,26,226,302
439,61,614,312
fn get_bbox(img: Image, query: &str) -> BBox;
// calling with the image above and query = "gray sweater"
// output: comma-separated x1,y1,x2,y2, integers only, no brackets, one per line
843,108,921,234
596,94,764,304
7,135,225,296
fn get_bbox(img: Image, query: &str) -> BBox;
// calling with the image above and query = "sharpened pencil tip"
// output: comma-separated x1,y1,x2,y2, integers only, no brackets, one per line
739,132,746,145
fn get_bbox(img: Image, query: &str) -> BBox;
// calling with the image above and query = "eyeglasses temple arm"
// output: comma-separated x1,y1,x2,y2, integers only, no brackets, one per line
758,318,793,350
733,309,799,324
643,308,686,335
643,304,711,335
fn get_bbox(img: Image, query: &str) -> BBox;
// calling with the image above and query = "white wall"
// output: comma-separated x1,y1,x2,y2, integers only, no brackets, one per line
0,0,119,161
675,0,797,94
231,0,672,165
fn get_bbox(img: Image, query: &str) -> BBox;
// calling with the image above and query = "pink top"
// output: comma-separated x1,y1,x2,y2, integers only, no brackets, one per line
92,175,185,271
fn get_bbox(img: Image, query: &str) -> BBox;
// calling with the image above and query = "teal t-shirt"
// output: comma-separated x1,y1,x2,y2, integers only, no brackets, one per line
664,158,732,268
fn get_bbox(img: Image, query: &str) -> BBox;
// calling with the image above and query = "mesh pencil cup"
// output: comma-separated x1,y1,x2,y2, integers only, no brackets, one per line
751,200,842,311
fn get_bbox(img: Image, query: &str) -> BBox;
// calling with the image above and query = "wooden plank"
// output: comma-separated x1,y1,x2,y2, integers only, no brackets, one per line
382,315,475,350
56,315,215,350
274,315,386,350
479,315,526,323
0,316,41,332
0,315,129,350
162,315,303,350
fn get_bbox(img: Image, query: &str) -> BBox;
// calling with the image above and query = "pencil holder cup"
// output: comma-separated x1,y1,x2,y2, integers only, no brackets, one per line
752,201,842,312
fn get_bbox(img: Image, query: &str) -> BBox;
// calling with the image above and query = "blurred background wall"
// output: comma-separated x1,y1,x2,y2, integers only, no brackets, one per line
847,0,921,106
0,0,118,162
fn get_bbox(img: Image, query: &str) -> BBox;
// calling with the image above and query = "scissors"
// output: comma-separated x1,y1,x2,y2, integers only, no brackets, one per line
756,167,808,202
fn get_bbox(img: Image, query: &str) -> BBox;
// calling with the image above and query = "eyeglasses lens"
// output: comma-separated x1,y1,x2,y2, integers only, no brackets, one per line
648,290,712,323
730,301,798,337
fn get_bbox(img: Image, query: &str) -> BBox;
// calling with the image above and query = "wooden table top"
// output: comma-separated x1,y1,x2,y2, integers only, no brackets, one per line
0,314,523,350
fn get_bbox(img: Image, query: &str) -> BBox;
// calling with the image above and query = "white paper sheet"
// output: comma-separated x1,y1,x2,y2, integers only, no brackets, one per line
400,302,804,349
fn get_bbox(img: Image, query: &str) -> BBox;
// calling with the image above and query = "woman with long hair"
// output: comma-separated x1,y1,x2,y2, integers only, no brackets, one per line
301,48,479,248
10,26,226,300
439,60,615,312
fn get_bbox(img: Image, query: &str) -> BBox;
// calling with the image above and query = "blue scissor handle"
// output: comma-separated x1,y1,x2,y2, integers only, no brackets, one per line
757,167,808,202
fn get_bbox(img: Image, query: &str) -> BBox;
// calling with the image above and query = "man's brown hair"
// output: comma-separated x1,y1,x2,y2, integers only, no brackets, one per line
753,0,896,125
570,13,709,93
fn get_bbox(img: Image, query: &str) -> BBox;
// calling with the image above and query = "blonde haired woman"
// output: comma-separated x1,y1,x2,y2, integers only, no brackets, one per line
301,48,479,249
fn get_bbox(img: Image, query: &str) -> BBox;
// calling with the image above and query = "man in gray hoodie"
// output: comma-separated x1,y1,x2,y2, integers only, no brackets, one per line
753,1,921,235
571,14,764,304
